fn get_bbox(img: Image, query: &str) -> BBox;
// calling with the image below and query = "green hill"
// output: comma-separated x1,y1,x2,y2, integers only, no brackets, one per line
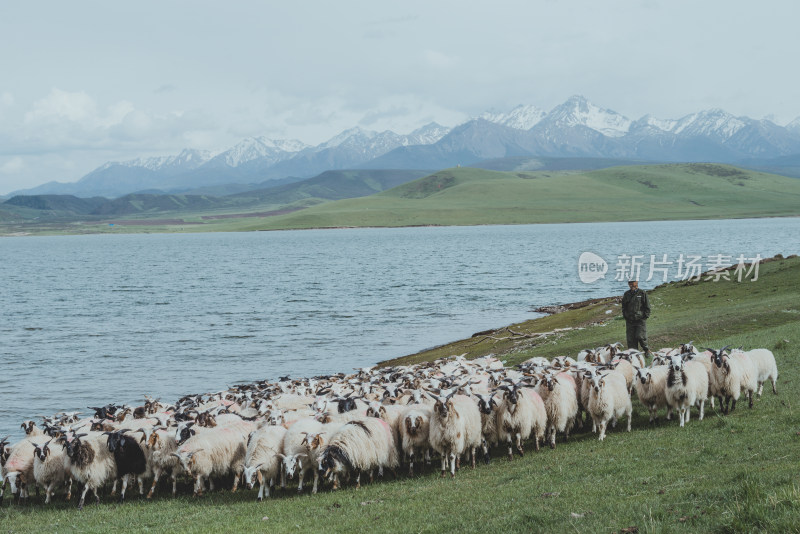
236,163,800,230
229,169,430,205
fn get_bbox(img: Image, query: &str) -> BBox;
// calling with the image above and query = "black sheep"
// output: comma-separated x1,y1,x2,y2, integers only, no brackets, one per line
106,431,147,502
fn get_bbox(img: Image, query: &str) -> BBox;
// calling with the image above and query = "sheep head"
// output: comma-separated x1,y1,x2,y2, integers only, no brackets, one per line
20,420,37,435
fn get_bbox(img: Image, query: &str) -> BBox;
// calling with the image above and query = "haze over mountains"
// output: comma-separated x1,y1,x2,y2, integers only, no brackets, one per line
12,95,800,199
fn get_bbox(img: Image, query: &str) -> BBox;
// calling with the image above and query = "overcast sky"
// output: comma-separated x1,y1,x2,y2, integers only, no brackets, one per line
1,0,798,194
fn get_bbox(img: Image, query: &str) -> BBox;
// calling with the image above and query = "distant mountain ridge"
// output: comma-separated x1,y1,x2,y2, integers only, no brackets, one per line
12,96,800,198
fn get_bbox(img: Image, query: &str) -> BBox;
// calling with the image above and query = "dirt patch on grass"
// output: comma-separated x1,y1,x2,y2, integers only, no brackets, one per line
201,207,305,220
104,219,203,226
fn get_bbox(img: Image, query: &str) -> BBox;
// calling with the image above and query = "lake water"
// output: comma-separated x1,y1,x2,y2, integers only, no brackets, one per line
1,218,798,438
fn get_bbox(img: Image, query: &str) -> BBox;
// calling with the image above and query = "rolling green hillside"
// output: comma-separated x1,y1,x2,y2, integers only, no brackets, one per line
234,163,800,231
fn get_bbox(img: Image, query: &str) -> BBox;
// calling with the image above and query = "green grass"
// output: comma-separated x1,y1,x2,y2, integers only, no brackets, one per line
3,163,799,236
233,163,800,231
2,256,800,533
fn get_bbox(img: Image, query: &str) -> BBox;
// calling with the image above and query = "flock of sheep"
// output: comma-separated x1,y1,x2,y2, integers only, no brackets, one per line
0,342,779,509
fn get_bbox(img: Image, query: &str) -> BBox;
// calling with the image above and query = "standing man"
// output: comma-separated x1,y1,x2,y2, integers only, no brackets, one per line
622,279,651,356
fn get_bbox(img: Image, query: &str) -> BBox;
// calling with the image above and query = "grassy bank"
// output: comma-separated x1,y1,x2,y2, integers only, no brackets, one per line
2,257,799,533
3,163,800,236
235,163,800,231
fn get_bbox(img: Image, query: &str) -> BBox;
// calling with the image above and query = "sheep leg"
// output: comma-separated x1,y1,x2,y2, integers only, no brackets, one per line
78,484,90,510
481,439,491,464
355,471,361,490
312,470,319,494
257,480,265,502
171,473,177,496
110,478,118,497
280,467,286,490
471,447,476,469
231,472,241,492
66,478,72,501
686,404,691,423
440,454,447,477
679,408,685,428
425,448,431,465
698,399,705,421
119,475,128,503
297,466,306,492
534,434,540,452
138,475,144,496
449,453,457,478
748,390,753,409
44,482,53,504
147,469,160,499
772,378,778,395
598,421,607,441
626,407,632,432
516,433,525,456
193,476,203,497
730,398,737,413
506,436,514,461
93,487,100,505
408,449,415,476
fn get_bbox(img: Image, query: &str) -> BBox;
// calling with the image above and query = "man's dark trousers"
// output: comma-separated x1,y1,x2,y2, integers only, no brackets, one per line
626,320,648,352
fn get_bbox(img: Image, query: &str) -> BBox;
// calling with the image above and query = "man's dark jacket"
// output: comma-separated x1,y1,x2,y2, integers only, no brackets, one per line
622,288,651,323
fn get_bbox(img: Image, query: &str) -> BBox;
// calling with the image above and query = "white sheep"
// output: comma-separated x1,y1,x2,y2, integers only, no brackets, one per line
1,435,39,503
172,420,254,496
495,384,546,459
427,392,482,477
538,373,579,448
634,366,671,423
734,348,778,397
60,432,118,509
587,371,632,440
243,424,287,501
397,404,433,475
474,393,500,463
281,418,328,493
318,417,399,489
665,356,708,427
708,347,757,413
142,427,181,499
32,440,72,504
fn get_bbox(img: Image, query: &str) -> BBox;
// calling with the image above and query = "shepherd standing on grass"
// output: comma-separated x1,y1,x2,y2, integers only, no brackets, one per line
622,279,651,356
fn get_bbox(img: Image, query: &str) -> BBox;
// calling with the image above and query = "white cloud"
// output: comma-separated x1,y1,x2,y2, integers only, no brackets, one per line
25,88,97,124
423,50,458,69
1,156,24,174
1,92,13,107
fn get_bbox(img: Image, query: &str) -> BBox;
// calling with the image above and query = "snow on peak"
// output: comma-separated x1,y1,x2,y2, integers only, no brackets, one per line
319,127,378,150
546,95,631,137
220,136,309,166
480,105,547,130
112,148,213,172
407,122,450,144
670,109,746,139
783,116,800,132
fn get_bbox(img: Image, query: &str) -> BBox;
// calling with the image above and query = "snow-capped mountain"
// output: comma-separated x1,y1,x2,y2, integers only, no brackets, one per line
480,105,547,130
222,137,308,167
103,148,214,174
11,95,800,199
212,137,309,168
536,95,632,138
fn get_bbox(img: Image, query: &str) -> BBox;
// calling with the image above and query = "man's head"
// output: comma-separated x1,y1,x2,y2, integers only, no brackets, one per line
628,280,639,290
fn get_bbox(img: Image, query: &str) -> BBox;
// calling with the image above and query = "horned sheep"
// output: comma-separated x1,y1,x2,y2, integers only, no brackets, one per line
665,356,708,427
